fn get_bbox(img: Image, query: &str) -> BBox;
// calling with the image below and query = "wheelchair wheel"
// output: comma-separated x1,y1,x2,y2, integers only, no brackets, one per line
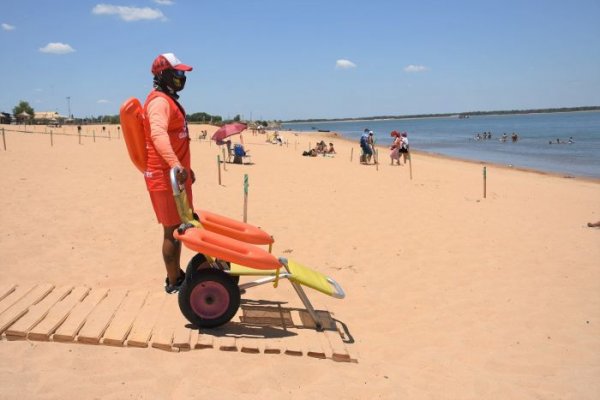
178,268,240,328
185,253,240,285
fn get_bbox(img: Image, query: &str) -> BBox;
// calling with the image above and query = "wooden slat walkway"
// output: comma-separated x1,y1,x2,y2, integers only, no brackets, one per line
0,283,355,363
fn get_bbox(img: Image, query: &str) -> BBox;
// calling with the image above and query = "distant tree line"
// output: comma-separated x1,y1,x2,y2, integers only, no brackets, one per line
285,106,600,123
2,100,272,127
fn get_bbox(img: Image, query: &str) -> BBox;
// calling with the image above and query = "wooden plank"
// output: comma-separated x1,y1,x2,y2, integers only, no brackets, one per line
0,284,36,315
324,328,351,363
304,329,328,359
282,311,303,356
151,295,182,352
77,289,127,344
172,325,191,351
0,283,17,302
189,329,199,349
5,286,73,340
53,288,108,342
0,283,54,334
239,338,262,354
195,332,214,349
28,286,90,341
126,291,165,348
289,308,327,359
102,290,148,347
216,335,238,352
263,338,283,354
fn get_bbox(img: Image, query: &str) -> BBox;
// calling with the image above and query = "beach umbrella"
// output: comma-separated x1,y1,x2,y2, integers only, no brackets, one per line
211,122,247,142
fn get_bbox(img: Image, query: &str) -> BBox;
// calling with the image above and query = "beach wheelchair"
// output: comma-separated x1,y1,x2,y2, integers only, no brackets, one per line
119,97,344,330
169,167,345,329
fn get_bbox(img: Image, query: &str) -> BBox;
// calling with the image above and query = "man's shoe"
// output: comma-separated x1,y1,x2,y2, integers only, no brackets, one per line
164,269,185,294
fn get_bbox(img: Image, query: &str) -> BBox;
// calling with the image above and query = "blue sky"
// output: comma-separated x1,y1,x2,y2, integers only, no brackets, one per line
1,0,599,121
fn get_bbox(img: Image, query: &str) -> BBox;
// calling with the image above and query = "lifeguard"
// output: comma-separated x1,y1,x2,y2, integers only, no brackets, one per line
144,52,195,294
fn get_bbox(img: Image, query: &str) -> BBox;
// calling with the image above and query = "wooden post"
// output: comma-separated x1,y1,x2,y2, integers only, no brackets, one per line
350,148,353,162
375,149,379,171
108,129,111,140
50,130,53,147
408,152,413,180
243,174,249,223
217,155,222,185
2,128,6,151
483,166,487,198
78,128,81,145
222,148,227,171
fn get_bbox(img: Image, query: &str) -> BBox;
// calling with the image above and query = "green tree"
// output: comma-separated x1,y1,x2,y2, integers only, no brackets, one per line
13,101,34,117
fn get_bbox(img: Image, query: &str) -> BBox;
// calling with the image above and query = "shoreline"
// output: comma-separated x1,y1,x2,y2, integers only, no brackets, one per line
298,130,600,184
3,123,599,183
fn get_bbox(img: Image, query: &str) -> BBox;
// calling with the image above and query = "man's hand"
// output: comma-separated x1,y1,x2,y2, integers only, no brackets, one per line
176,168,188,184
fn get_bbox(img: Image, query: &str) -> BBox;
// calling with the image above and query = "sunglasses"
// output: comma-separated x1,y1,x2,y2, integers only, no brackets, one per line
173,70,186,77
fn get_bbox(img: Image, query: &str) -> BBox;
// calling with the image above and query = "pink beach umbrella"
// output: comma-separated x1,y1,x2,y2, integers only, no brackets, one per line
211,122,248,142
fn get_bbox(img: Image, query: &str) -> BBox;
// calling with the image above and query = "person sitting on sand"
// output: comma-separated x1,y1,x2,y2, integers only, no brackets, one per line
316,140,327,154
327,142,336,154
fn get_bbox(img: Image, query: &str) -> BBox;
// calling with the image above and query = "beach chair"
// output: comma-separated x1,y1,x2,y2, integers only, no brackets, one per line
170,167,344,329
232,144,251,164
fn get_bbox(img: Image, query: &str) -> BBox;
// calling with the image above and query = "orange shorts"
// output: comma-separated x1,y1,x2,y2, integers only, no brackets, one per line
148,187,194,227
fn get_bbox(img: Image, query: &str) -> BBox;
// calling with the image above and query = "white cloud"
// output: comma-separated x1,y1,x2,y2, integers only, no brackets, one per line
97,99,110,104
2,23,15,31
92,4,166,21
404,65,429,73
335,59,357,69
39,42,75,54
154,0,174,5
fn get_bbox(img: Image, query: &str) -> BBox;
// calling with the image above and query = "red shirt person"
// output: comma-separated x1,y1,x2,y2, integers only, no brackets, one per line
144,52,194,293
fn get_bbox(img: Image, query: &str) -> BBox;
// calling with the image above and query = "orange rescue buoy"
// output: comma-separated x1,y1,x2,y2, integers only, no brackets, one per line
174,228,281,270
119,97,146,173
196,209,274,245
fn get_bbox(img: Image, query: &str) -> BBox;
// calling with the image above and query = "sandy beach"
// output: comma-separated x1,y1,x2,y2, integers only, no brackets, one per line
1,123,599,399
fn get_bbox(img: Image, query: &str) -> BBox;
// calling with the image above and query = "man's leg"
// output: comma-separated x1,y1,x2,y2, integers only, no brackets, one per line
163,224,183,285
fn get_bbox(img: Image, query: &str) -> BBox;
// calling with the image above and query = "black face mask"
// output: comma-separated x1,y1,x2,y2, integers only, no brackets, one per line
155,69,186,95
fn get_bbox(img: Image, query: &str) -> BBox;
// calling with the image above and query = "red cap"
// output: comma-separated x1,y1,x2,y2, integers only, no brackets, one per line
151,53,193,75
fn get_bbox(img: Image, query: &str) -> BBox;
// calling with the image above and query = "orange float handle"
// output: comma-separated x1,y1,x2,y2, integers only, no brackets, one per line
196,209,274,245
174,227,281,270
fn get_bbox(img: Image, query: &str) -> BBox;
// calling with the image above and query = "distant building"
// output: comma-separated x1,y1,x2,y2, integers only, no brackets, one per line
0,112,12,124
34,111,67,125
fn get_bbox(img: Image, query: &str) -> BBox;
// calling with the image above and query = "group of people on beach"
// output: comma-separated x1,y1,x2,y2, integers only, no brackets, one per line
359,128,410,166
389,130,409,165
302,140,336,157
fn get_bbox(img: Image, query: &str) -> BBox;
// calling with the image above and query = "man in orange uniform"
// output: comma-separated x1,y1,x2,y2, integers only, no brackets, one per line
144,52,194,293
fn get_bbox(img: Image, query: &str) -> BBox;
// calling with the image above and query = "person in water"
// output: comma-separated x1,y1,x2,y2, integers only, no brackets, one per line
143,53,195,294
